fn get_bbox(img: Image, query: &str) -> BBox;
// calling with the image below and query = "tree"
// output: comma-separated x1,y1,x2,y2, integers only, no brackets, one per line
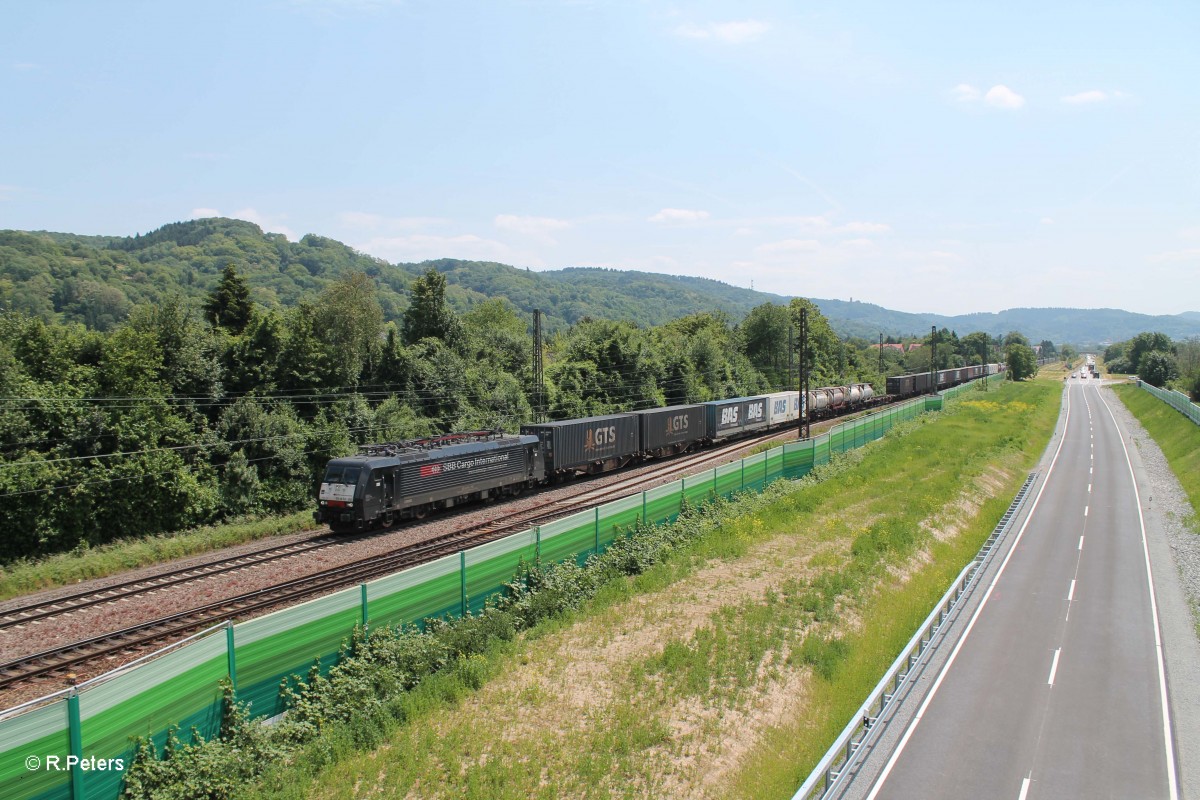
1003,331,1030,348
740,303,790,384
402,268,464,349
1139,350,1179,387
1006,343,1038,381
313,272,384,387
961,331,993,366
1037,340,1057,359
204,264,253,334
1126,332,1174,377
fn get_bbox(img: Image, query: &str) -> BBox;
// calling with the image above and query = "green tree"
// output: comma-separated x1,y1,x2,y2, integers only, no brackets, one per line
1127,332,1174,376
1006,343,1038,380
402,268,464,349
961,331,993,366
1003,331,1030,348
204,264,254,334
740,303,791,385
313,272,384,387
1139,350,1179,387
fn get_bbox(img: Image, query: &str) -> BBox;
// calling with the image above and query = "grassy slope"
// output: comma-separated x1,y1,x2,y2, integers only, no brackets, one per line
249,378,1060,800
1113,384,1200,530
0,512,315,601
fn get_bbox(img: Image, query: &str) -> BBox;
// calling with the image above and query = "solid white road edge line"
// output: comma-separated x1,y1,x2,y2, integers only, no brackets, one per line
864,384,1074,800
1096,387,1179,800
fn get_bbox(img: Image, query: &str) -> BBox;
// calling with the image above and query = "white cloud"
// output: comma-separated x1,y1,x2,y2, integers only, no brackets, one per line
494,214,570,242
648,208,711,224
755,238,821,255
1148,247,1200,263
0,184,21,201
1041,217,1055,225
674,19,768,44
835,221,891,235
12,62,39,71
355,233,514,264
951,83,980,103
1062,90,1107,105
189,207,297,240
985,85,1025,109
337,211,447,231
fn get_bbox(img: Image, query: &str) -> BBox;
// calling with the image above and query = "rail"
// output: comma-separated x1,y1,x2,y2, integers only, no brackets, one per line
792,470,1038,800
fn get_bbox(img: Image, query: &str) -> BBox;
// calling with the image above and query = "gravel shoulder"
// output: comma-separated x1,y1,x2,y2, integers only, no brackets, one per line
1102,382,1200,799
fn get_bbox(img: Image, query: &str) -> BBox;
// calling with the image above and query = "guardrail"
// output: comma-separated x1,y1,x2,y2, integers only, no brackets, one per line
791,470,1038,800
1137,381,1200,426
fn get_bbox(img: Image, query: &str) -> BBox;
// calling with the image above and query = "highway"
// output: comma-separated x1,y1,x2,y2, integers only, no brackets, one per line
854,377,1178,799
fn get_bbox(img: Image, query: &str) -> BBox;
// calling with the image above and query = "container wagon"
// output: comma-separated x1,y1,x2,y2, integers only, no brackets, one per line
633,404,706,458
521,414,640,476
316,432,543,532
765,391,800,427
703,396,769,441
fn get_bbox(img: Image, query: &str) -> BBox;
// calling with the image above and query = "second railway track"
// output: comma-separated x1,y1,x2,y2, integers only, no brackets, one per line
0,413,860,694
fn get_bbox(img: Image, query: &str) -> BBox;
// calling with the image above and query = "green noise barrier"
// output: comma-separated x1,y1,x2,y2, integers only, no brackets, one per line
1138,380,1200,426
0,394,943,800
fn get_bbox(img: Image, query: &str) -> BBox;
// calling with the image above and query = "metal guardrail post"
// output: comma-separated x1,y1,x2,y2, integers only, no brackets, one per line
67,688,83,800
226,621,238,691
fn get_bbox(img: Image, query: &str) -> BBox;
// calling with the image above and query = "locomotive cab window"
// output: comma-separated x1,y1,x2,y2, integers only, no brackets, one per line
323,466,361,485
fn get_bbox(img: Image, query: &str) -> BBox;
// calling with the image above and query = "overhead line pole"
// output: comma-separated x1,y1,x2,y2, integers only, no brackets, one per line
800,307,810,440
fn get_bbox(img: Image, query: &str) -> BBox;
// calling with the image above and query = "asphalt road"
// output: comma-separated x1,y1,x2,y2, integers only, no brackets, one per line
857,378,1178,800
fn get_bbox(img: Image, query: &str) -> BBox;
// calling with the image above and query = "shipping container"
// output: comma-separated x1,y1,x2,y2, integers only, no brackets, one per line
633,404,706,456
765,391,800,426
703,396,769,440
521,414,640,474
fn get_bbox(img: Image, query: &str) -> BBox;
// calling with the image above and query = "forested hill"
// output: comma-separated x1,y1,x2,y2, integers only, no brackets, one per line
0,219,790,333
3,217,1199,343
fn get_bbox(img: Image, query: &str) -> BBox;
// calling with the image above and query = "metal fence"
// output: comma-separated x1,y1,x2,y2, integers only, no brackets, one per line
0,396,941,800
1138,381,1200,426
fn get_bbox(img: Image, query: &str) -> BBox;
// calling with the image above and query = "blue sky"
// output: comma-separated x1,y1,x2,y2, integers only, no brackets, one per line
3,0,1198,316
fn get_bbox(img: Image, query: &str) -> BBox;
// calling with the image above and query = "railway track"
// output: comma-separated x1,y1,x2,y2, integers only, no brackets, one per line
0,535,345,631
0,409,872,692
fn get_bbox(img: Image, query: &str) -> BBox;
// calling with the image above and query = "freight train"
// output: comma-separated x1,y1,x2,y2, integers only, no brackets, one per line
315,367,1001,533
884,362,1004,396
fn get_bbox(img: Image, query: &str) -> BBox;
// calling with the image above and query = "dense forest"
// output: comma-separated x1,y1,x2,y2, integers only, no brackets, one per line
4,218,1198,343
0,218,787,336
0,251,1030,563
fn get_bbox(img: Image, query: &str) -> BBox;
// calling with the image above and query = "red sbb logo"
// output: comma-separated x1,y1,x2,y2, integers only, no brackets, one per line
420,463,443,477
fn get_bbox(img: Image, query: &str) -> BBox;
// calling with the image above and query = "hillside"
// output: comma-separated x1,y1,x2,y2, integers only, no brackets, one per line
2,218,1198,343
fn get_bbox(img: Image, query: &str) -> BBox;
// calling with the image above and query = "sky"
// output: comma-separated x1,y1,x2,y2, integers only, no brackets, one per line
3,0,1198,317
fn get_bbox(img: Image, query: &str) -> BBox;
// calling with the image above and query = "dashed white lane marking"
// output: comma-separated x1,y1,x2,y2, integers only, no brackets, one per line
1019,775,1032,800
1068,580,1076,601
1048,649,1062,685
1095,386,1179,799
1079,535,1085,550
1084,506,1089,517
863,382,1077,800
1088,483,1092,493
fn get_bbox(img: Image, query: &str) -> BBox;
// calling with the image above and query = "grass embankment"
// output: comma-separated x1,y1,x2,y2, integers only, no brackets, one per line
1113,384,1200,531
0,511,315,602
234,379,1060,800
